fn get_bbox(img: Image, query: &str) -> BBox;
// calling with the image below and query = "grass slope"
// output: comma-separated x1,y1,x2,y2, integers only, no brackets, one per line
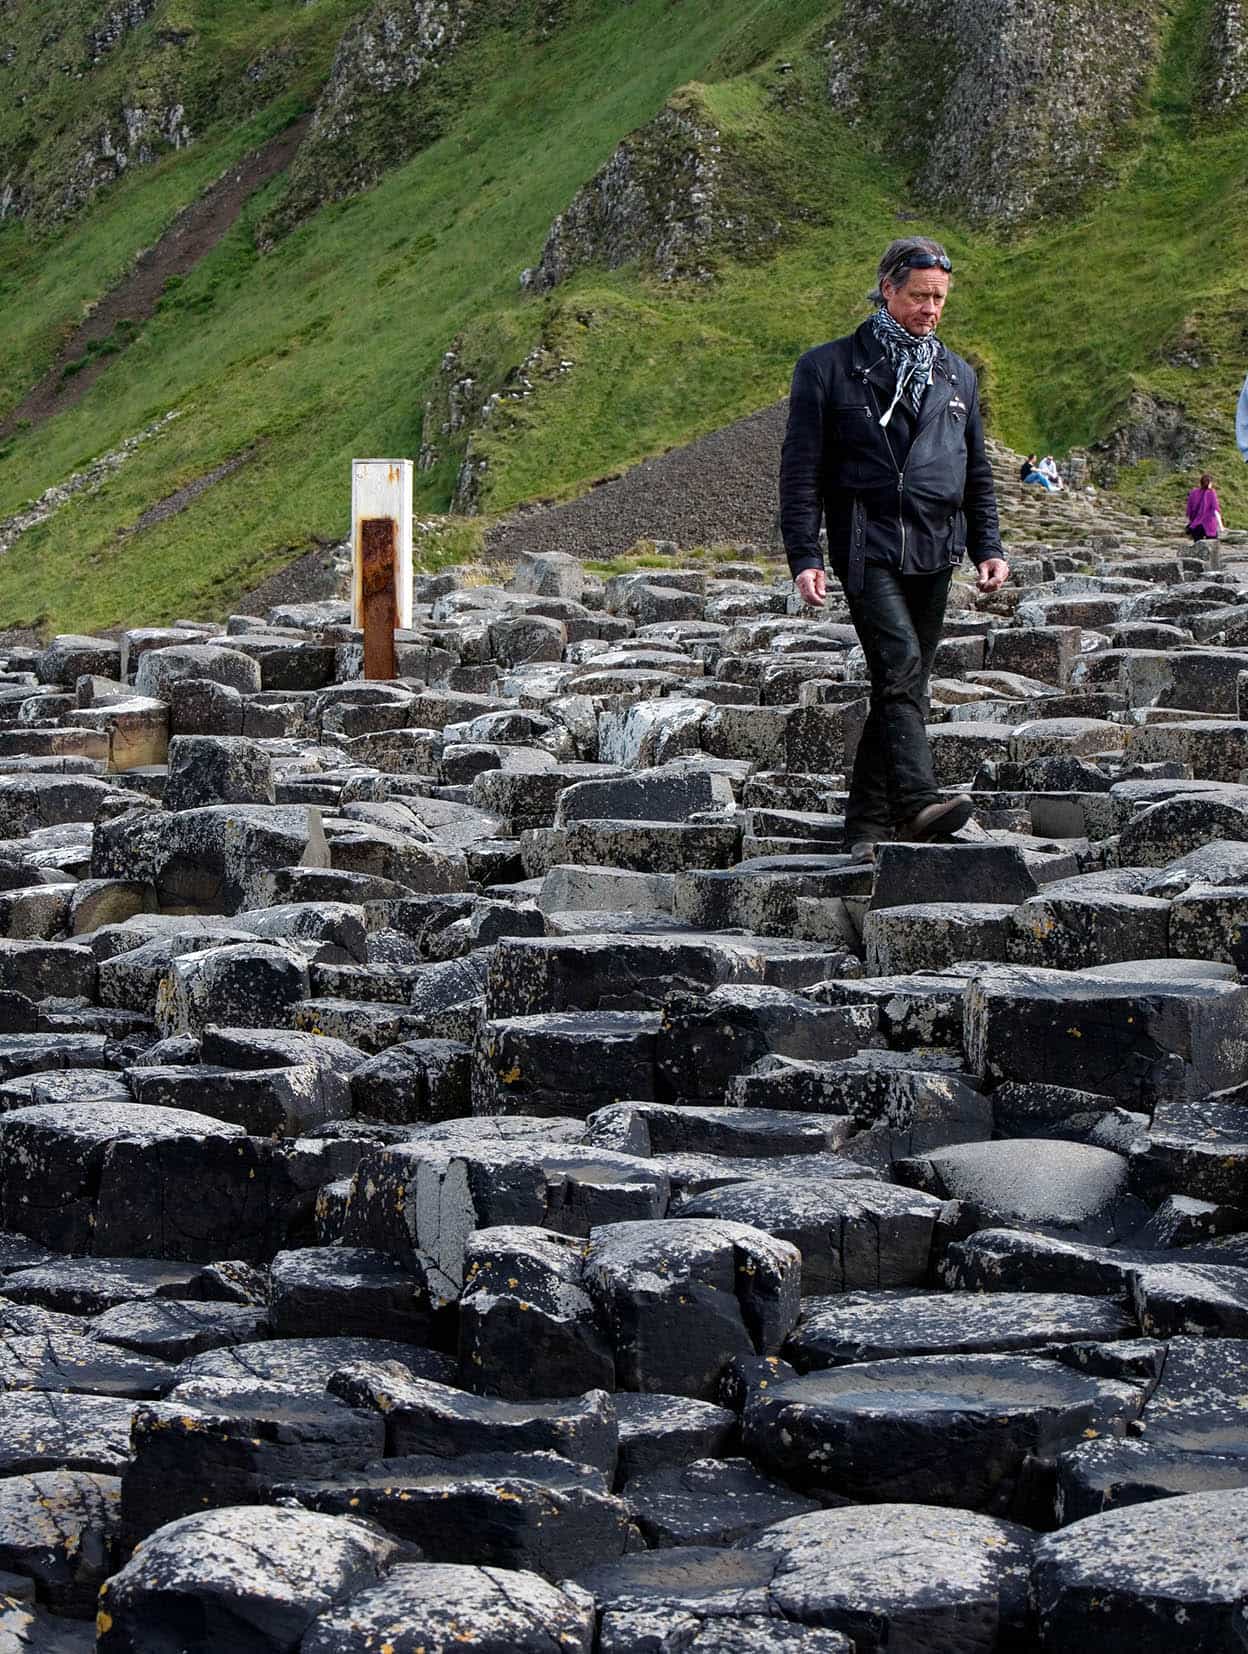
0,0,1243,633
0,0,835,631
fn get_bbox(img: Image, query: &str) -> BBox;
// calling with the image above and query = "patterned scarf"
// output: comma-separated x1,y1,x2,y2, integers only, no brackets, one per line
871,305,941,428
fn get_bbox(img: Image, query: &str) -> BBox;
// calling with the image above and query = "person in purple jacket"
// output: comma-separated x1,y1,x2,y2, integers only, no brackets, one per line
1185,473,1223,542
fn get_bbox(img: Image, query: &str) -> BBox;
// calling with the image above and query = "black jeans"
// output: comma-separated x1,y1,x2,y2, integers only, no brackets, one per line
842,562,952,844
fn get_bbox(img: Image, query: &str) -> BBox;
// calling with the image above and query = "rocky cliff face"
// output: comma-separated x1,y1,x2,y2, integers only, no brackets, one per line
260,0,474,241
1091,389,1212,485
524,100,726,289
0,2,195,226
0,0,321,229
825,0,1161,224
521,89,786,291
86,0,164,65
420,319,579,513
1205,0,1248,114
38,96,193,226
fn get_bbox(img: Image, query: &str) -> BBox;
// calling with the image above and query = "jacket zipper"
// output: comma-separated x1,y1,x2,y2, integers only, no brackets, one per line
865,370,907,565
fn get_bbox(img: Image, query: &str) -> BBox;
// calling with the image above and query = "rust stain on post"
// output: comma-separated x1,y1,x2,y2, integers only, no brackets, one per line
361,515,397,680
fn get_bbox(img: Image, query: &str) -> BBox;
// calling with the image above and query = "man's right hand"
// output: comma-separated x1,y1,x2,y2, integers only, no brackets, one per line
795,568,827,607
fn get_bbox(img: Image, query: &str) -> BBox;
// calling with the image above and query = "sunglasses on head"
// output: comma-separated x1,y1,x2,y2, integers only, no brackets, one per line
896,253,952,273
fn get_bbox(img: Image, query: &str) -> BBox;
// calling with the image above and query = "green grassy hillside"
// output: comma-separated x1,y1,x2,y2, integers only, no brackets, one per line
0,0,1244,633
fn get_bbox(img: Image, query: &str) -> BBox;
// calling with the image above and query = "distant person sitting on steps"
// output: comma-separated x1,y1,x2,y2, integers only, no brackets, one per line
1020,453,1054,491
1186,473,1223,541
1039,455,1063,489
779,235,1009,865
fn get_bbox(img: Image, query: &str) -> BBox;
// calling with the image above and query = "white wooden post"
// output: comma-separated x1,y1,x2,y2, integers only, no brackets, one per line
351,459,413,677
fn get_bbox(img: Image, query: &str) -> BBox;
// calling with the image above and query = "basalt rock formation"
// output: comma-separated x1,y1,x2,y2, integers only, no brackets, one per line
0,489,1241,1642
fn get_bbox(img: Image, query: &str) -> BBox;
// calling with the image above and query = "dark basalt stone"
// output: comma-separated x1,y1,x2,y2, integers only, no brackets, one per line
0,1334,176,1399
582,1219,801,1400
894,1138,1144,1244
0,1596,96,1650
623,1456,820,1547
571,1544,779,1617
12,560,1248,1627
472,1009,662,1117
347,1037,471,1124
126,1062,341,1136
344,1136,670,1300
785,1289,1134,1369
279,1450,635,1577
965,963,1248,1106
268,1245,436,1343
0,1393,136,1477
120,1378,385,1546
675,1178,943,1295
1032,1489,1248,1651
726,1057,991,1171
0,1101,243,1254
458,1226,616,1401
329,1362,618,1474
0,1257,206,1316
0,1469,119,1617
88,1299,271,1362
614,1392,737,1483
654,986,870,1102
584,1100,865,1160
299,1562,596,1654
603,1607,850,1651
1056,1436,1248,1523
1131,1335,1248,1456
742,1354,1143,1516
174,1334,455,1391
746,1503,1034,1654
97,1504,397,1653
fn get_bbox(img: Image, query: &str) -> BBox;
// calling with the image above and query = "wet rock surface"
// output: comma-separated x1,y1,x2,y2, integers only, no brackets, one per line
0,518,1246,1645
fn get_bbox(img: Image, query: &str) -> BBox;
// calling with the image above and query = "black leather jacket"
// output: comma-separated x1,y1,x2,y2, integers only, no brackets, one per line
779,318,1003,590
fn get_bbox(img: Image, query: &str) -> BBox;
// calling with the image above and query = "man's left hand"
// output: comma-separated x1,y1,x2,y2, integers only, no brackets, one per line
976,558,1010,594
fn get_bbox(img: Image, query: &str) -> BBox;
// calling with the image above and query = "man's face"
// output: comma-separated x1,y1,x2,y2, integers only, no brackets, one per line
883,267,950,336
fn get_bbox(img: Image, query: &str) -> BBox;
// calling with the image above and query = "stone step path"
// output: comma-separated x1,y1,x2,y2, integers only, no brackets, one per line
0,527,1245,1648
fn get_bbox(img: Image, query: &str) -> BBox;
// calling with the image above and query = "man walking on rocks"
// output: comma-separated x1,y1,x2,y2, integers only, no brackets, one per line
779,237,1009,861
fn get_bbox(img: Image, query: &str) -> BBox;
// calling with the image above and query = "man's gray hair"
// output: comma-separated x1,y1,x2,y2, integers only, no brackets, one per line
868,237,951,306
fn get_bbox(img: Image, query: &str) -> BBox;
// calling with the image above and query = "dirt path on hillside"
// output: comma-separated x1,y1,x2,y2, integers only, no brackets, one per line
0,116,310,442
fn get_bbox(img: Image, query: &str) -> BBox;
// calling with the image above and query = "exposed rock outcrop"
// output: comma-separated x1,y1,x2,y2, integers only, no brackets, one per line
0,411,182,559
824,0,1161,224
86,1,164,67
1205,0,1248,114
43,99,193,226
262,0,473,241
522,90,784,290
0,0,322,229
1091,391,1213,486
420,323,578,514
0,6,199,229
